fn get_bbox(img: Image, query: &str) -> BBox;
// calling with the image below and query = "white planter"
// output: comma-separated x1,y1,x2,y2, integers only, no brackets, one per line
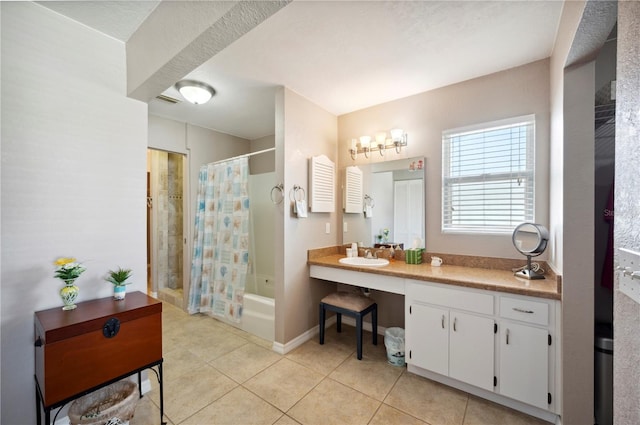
113,285,127,300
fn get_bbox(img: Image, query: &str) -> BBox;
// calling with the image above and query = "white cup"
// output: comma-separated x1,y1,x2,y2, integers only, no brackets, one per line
346,248,353,257
431,256,443,267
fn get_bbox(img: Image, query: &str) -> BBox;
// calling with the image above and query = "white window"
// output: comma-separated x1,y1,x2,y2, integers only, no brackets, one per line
442,115,535,234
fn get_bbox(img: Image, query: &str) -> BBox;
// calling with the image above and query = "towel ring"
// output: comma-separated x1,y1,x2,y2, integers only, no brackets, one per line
289,185,306,203
364,194,375,208
270,183,284,205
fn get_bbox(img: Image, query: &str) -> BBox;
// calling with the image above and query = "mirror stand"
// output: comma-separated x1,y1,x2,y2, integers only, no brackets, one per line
515,255,545,280
512,222,549,281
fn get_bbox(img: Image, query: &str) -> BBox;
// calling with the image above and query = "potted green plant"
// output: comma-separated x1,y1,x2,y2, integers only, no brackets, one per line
105,267,132,300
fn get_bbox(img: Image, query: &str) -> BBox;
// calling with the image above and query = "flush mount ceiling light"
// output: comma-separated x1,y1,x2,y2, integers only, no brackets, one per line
174,80,215,105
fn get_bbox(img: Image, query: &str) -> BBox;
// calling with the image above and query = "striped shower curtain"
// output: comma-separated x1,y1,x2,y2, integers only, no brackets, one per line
188,157,250,322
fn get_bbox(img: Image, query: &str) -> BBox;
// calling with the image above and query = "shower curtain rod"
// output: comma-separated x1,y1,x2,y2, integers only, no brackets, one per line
210,147,275,165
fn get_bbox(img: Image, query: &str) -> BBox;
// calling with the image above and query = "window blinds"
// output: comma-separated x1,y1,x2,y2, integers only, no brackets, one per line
442,115,535,234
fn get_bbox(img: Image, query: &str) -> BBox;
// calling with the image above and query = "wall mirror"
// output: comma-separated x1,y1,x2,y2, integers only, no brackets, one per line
512,222,549,280
342,156,425,249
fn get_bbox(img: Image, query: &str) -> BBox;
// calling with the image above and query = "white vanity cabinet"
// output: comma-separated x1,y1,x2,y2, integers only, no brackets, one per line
405,279,561,420
405,281,495,391
497,295,556,411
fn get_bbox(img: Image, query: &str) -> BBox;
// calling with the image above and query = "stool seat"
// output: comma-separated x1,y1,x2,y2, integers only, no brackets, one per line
319,291,377,360
321,292,376,311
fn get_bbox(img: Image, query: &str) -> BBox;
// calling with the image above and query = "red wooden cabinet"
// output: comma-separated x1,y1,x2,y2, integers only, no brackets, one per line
34,292,163,424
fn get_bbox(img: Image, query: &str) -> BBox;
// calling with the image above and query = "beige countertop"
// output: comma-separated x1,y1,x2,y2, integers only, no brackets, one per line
308,247,561,300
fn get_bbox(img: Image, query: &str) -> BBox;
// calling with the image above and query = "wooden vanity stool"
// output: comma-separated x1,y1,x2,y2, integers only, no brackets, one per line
319,292,377,360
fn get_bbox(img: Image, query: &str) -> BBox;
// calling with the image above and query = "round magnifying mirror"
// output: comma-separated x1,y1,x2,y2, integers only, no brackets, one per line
512,223,549,279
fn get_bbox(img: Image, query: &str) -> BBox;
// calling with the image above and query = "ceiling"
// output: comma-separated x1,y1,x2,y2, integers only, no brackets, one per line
39,1,564,141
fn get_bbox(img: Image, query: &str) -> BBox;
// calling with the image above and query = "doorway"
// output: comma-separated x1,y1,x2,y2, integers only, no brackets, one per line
147,149,187,309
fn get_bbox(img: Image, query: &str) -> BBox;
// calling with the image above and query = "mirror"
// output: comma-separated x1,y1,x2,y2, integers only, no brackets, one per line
342,157,425,249
512,222,549,279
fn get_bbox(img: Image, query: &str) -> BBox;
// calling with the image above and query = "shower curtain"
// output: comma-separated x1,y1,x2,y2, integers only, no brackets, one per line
188,157,250,322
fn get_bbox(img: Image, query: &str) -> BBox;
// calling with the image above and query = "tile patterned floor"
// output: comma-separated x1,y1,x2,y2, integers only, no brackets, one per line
131,302,550,425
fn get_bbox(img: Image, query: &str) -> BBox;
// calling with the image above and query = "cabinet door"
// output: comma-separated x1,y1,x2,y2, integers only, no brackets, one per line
499,322,548,409
408,304,449,376
449,311,495,391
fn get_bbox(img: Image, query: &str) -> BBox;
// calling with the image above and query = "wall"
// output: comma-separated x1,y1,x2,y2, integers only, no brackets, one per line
614,3,640,423
148,114,188,153
335,60,550,328
248,134,276,296
561,61,596,425
275,88,339,345
338,59,551,260
0,3,148,423
550,2,620,423
249,134,276,175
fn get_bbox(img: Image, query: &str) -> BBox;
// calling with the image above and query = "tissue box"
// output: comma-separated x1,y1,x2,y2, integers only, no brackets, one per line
405,248,424,264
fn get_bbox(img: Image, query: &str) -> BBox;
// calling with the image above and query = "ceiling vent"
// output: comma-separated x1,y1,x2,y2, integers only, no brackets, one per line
155,94,181,104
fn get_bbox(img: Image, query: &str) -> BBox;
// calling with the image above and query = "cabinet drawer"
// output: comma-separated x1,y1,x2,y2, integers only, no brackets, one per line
407,281,494,315
499,296,549,326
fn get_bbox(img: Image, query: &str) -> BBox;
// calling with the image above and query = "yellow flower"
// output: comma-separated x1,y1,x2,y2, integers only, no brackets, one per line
54,257,86,281
54,257,76,266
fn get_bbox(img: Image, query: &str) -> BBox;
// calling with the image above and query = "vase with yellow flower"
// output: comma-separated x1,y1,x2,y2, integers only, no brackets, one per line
54,257,86,310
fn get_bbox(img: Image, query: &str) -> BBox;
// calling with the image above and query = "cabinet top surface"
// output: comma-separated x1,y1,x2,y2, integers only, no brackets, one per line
35,291,162,333
309,254,561,300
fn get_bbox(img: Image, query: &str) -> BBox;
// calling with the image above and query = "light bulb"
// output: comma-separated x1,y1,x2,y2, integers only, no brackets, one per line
390,128,404,142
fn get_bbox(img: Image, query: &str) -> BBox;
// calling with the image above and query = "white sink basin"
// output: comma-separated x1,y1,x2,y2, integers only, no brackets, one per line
339,257,389,267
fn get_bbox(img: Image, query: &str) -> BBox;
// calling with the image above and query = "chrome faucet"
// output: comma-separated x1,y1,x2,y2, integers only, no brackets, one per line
364,250,377,259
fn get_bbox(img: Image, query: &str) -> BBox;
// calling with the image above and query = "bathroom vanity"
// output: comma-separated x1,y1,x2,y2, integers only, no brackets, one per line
308,247,561,423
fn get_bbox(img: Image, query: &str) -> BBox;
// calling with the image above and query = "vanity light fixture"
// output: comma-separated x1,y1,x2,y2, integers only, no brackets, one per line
375,132,387,156
359,136,372,159
349,129,408,160
349,139,358,160
390,128,408,153
174,80,216,105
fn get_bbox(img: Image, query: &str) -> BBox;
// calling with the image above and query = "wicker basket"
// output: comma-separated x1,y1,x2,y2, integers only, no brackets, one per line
68,380,138,425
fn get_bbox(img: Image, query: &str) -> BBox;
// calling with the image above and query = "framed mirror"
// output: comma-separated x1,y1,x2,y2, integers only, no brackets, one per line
342,156,425,249
512,222,549,279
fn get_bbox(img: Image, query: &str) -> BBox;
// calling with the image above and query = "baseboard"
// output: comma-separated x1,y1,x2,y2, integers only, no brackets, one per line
340,316,388,336
272,316,337,354
271,316,387,355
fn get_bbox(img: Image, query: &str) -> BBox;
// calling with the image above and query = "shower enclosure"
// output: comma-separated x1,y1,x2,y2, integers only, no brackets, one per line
247,170,276,299
240,169,276,341
186,149,276,342
147,149,186,309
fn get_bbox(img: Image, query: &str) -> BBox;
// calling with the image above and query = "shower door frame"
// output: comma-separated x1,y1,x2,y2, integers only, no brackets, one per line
147,148,190,310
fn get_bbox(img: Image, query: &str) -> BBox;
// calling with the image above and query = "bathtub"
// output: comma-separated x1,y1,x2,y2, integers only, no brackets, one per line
246,273,275,298
241,293,275,342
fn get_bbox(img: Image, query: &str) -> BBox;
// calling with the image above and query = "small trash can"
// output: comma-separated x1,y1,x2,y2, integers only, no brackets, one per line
384,327,405,366
69,380,139,425
594,324,613,425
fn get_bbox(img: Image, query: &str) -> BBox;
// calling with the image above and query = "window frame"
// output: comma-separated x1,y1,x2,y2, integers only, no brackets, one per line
441,114,536,235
